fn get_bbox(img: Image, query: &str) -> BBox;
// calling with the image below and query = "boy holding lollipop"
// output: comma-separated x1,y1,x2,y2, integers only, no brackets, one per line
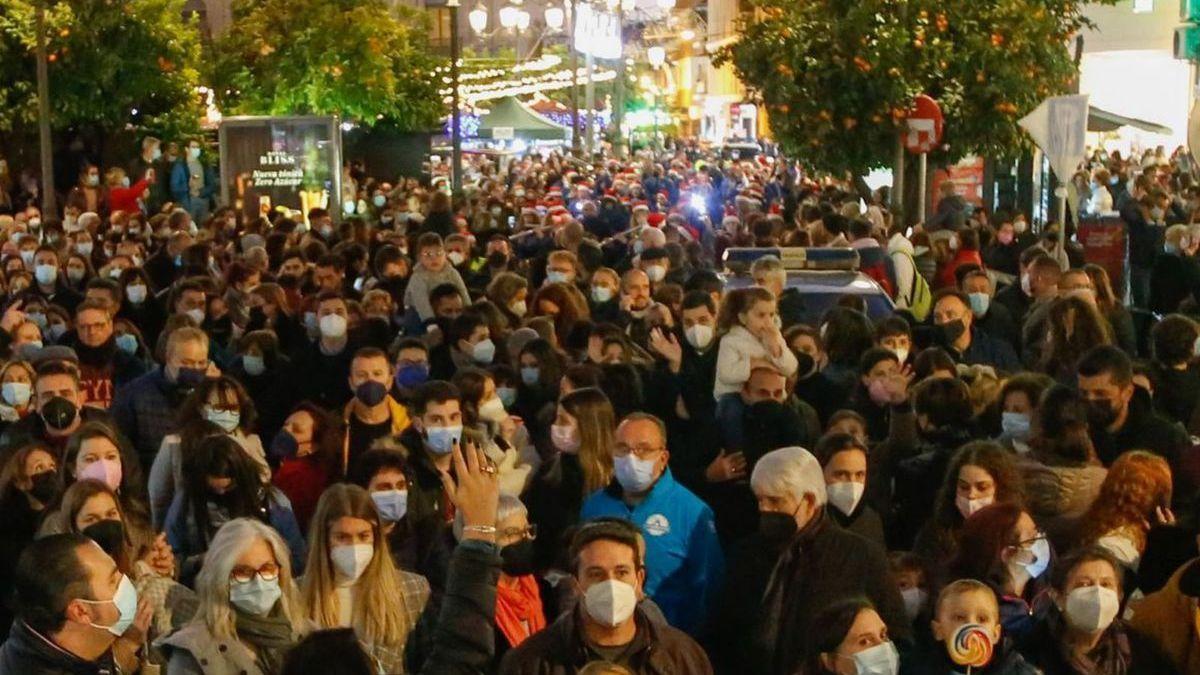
906,579,1037,674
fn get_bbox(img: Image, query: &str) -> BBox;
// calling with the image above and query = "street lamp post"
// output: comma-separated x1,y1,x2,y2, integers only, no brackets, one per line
35,0,56,217
448,0,463,194
568,0,581,156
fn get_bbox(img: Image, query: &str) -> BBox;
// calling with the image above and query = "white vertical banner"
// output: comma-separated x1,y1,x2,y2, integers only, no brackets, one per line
1018,94,1089,180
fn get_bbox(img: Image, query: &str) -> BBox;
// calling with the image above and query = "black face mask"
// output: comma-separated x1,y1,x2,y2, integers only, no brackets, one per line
175,366,207,389
758,511,798,542
355,381,388,407
940,319,967,344
41,396,78,431
269,431,299,461
82,519,126,558
500,538,536,577
248,306,267,327
28,470,59,504
1087,399,1120,429
794,351,815,379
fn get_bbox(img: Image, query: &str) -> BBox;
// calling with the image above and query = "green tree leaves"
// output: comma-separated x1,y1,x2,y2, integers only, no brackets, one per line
718,0,1110,175
208,0,443,131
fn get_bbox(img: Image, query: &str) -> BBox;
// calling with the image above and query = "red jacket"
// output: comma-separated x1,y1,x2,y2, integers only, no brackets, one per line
937,249,983,290
105,178,150,214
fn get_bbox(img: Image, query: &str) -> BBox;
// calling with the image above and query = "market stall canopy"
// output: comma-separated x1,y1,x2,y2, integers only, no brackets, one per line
477,96,570,141
1088,106,1172,135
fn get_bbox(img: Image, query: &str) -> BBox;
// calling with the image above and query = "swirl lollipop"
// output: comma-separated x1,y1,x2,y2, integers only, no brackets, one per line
948,623,993,671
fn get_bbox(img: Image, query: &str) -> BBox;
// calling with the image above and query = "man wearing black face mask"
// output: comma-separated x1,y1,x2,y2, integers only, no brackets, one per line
112,327,214,470
932,290,1019,372
0,360,123,460
711,446,909,675
1077,345,1193,515
344,348,410,471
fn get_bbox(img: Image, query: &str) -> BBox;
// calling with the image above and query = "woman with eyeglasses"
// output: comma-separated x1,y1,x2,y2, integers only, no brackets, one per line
299,484,430,674
149,376,269,528
946,502,1053,643
453,494,544,668
160,518,306,674
164,435,305,586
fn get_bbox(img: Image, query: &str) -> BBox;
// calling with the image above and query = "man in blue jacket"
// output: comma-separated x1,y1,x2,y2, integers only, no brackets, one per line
580,412,724,636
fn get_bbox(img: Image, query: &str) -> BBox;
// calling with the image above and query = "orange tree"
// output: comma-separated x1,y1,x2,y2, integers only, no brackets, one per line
209,0,443,130
717,0,1112,176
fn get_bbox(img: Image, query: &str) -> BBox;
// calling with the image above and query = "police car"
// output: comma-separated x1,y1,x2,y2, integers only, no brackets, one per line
721,247,896,324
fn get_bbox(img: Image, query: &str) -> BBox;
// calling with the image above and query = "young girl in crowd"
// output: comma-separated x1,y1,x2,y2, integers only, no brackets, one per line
714,286,797,451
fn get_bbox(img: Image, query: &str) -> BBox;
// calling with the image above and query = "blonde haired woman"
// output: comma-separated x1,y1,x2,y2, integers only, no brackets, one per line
160,518,306,674
300,483,430,674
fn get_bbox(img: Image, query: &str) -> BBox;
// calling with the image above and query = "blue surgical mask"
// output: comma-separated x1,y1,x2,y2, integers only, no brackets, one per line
496,386,518,409
613,453,660,493
520,366,540,386
203,407,241,433
424,425,462,455
371,489,408,523
79,574,138,637
1001,411,1031,441
115,333,138,355
47,323,67,342
242,354,266,376
395,363,429,389
968,292,990,318
592,286,614,303
229,575,282,616
546,270,568,284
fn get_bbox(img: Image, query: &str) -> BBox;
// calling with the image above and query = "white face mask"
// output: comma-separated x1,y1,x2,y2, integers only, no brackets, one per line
685,324,714,350
890,346,909,364
644,265,666,282
319,313,348,339
331,543,374,583
582,579,638,627
826,480,865,517
1063,585,1120,633
477,396,507,423
901,587,927,621
956,494,993,519
843,640,900,675
509,300,527,318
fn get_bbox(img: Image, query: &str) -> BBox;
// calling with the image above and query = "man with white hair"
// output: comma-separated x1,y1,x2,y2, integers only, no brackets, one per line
750,255,804,330
712,446,909,674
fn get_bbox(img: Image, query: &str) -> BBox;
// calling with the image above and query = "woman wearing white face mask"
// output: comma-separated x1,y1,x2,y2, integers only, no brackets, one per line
116,267,168,349
148,377,269,528
913,441,1024,567
1022,546,1176,674
300,484,430,674
160,518,305,674
806,599,899,675
451,368,537,496
0,360,35,425
947,503,1053,642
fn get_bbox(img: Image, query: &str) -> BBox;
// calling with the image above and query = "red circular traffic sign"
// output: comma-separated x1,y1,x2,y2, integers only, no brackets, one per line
904,94,944,154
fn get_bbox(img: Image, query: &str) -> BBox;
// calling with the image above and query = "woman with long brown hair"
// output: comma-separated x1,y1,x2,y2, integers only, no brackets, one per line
300,484,429,674
1083,263,1138,355
1037,296,1113,382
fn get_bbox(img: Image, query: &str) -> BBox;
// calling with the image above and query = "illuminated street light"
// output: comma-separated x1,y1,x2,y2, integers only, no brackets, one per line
516,9,531,30
657,0,675,8
647,46,665,68
680,28,695,40
469,4,488,33
544,6,564,30
499,5,520,28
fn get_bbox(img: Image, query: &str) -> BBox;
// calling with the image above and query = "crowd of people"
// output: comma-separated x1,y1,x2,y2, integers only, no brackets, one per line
0,135,1195,675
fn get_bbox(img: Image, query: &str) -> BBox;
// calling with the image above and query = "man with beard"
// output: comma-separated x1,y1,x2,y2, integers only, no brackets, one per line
1077,345,1193,514
68,299,146,409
